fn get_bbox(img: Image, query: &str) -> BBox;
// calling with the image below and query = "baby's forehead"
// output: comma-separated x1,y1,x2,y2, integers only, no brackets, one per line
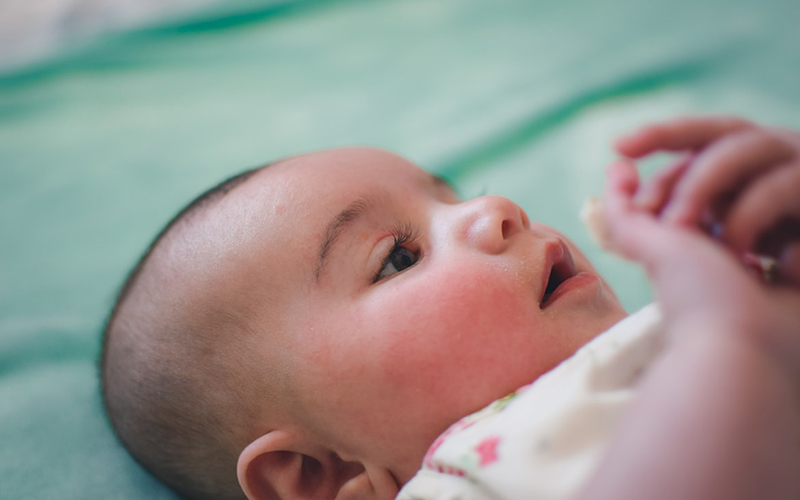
253,147,453,200
257,147,429,182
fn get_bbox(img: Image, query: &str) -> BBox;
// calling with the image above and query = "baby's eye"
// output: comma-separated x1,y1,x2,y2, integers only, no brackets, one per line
376,246,418,281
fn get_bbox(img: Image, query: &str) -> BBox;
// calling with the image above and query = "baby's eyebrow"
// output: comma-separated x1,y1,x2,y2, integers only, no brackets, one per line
314,196,375,282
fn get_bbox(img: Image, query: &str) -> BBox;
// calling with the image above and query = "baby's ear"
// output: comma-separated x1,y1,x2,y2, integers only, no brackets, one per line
237,431,394,500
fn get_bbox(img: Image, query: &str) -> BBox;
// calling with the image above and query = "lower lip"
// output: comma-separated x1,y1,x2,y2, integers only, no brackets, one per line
541,272,598,308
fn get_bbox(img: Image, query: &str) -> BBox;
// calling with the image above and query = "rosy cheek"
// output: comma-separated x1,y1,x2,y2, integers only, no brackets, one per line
425,264,533,329
378,268,520,341
364,263,541,400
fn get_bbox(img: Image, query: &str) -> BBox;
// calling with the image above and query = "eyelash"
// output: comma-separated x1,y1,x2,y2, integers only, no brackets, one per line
373,221,420,283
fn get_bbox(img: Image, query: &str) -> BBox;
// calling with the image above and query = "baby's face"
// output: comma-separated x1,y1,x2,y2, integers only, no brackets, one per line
212,148,626,482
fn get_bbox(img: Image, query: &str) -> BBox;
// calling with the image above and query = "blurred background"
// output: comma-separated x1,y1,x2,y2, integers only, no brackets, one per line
2,0,799,498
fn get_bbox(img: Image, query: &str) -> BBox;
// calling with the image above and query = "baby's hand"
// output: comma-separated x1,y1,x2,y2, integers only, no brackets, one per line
615,116,800,286
602,157,800,381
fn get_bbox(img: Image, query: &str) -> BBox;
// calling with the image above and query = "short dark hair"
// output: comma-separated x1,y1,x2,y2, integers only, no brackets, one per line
100,164,266,500
102,166,262,335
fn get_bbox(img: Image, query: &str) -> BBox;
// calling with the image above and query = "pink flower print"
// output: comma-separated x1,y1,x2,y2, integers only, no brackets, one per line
423,416,479,469
474,436,501,467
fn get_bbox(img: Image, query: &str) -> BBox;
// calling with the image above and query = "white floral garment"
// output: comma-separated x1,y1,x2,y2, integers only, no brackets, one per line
397,305,663,500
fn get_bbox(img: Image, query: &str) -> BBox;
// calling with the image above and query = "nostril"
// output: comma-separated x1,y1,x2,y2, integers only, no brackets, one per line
501,219,511,240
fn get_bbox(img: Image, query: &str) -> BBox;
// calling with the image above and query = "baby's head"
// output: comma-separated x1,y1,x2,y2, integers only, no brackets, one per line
101,148,627,500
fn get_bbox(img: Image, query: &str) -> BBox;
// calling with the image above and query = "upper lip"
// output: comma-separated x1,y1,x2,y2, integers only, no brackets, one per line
539,240,576,308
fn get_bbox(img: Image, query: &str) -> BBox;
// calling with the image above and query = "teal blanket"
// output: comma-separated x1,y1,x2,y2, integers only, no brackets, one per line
2,0,799,497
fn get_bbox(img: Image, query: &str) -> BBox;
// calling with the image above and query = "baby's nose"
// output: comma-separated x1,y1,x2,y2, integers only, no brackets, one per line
461,195,530,254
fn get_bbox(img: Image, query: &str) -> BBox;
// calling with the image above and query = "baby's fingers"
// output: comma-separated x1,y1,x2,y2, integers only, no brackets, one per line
616,116,753,158
603,160,755,312
661,129,796,226
603,159,670,267
724,161,800,254
602,160,643,260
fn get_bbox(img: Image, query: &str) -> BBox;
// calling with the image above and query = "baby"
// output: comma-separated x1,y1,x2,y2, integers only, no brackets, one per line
100,116,800,500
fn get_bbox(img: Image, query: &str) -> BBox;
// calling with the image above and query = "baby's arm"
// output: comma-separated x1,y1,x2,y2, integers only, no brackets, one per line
575,118,800,500
576,159,800,500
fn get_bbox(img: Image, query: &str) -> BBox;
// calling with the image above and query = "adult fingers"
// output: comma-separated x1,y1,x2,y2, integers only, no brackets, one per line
661,129,796,226
723,161,800,254
615,116,754,158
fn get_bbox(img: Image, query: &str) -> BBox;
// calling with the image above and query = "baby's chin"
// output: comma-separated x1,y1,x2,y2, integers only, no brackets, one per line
570,290,628,334
538,295,627,356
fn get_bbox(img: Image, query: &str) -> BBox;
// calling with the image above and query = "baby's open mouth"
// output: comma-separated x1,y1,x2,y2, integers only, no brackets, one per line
540,243,577,308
